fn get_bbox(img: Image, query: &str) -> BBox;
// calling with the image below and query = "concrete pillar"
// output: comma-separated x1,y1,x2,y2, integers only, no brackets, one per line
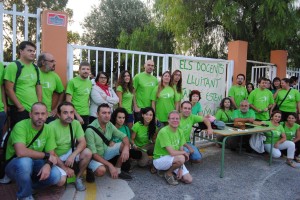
41,10,68,86
227,41,248,84
270,50,287,79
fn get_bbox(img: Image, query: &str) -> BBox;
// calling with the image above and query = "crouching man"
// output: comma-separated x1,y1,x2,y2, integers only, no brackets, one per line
85,103,132,181
153,110,193,186
49,102,92,191
5,102,65,200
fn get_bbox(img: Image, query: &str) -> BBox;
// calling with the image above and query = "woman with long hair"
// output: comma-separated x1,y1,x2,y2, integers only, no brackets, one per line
171,70,183,110
271,78,300,122
116,70,134,128
151,71,179,124
271,77,281,95
262,111,296,167
246,83,255,95
215,97,234,123
89,71,119,122
131,107,157,168
110,108,142,173
281,113,300,162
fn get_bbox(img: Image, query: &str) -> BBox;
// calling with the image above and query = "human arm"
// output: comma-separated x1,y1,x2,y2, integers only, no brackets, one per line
106,88,119,106
229,97,237,109
293,128,300,143
65,137,86,167
56,155,74,177
131,132,138,150
116,91,123,107
133,89,140,112
297,101,300,121
120,136,130,162
1,85,7,112
165,146,189,161
183,143,194,154
151,100,156,112
203,117,213,135
36,84,42,102
274,133,287,148
5,80,24,111
66,94,83,124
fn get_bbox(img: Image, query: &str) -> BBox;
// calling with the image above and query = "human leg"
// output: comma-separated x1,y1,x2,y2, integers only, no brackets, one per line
183,142,202,162
278,141,295,159
264,144,281,158
78,148,92,177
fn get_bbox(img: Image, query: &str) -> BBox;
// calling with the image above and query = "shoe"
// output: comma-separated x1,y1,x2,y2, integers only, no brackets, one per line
75,177,86,191
286,159,296,168
164,172,178,186
17,195,35,200
0,174,11,184
118,171,132,181
157,170,164,178
86,168,95,183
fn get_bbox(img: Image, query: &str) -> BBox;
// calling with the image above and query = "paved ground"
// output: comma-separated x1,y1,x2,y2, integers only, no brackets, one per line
2,145,300,200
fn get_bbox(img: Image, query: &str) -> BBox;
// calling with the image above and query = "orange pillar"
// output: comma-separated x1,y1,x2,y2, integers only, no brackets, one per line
41,10,68,86
270,50,287,79
227,41,248,84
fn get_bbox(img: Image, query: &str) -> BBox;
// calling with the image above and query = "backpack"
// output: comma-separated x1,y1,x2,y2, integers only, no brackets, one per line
5,60,40,91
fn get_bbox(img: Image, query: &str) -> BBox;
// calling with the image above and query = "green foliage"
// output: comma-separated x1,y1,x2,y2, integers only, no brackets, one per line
67,31,80,44
81,0,150,48
155,0,300,67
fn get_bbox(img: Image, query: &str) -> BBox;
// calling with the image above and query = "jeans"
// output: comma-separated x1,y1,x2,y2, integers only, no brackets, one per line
5,157,61,199
183,142,202,161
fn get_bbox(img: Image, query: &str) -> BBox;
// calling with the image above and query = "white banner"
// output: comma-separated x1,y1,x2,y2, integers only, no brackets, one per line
172,57,227,115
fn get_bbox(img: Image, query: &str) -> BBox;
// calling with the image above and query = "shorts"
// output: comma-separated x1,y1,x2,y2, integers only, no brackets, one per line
55,166,67,177
59,149,80,162
153,155,189,176
88,159,104,172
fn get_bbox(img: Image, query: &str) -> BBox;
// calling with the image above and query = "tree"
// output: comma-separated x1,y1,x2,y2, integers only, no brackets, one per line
154,0,300,66
81,0,150,48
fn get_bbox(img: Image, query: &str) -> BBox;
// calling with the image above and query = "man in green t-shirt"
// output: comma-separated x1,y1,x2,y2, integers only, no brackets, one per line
248,77,274,120
153,111,193,186
4,41,42,129
133,60,158,120
179,101,213,163
4,102,65,199
50,102,92,191
66,61,92,131
85,103,132,181
228,74,248,109
37,52,64,123
0,62,7,141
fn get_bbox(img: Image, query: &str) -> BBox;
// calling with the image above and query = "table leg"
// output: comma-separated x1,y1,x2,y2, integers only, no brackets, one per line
220,136,229,178
269,132,273,166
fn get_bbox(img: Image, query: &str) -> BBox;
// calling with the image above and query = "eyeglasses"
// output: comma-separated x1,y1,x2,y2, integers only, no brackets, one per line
99,76,107,79
44,59,56,63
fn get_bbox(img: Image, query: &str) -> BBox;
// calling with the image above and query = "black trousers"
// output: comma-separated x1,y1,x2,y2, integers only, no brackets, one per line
9,105,29,129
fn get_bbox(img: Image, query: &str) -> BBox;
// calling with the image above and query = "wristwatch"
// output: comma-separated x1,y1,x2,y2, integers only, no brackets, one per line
43,152,50,161
45,160,53,167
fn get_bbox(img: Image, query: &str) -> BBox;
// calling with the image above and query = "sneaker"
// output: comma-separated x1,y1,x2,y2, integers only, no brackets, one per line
164,172,178,186
118,171,132,181
0,174,11,184
86,168,95,183
17,195,35,200
75,177,86,191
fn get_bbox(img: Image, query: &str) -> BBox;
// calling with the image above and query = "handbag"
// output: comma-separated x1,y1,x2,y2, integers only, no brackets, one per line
274,88,292,111
86,125,110,146
69,124,79,174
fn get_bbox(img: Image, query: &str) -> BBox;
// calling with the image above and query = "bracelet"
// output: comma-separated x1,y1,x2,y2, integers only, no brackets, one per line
45,160,53,167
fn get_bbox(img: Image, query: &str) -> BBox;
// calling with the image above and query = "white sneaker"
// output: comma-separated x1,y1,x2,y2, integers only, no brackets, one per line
0,174,11,184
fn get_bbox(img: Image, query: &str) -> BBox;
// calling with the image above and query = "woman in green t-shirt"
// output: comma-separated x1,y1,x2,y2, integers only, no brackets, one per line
189,90,203,116
132,107,157,167
215,97,234,123
110,108,142,172
262,111,296,167
116,70,134,128
171,70,183,110
281,113,300,162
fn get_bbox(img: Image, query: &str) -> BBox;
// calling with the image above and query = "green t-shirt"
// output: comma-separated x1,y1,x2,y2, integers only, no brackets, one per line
192,102,202,115
40,71,64,113
232,109,256,120
6,119,56,160
173,85,183,100
215,109,234,123
179,114,203,142
85,120,126,157
151,86,179,122
153,126,186,159
0,63,4,112
133,72,158,108
66,76,92,115
112,125,131,143
49,119,84,156
228,85,248,108
263,121,285,144
248,88,274,120
275,89,300,112
4,61,39,112
280,122,300,141
116,86,133,114
132,122,151,147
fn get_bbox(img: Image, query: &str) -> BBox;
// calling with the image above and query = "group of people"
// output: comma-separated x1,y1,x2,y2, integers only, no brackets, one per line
0,41,299,200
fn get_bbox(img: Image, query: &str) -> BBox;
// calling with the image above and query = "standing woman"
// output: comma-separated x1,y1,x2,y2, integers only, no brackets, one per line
271,78,300,122
116,70,134,128
131,107,157,167
215,97,234,123
171,70,183,110
151,71,179,124
262,111,296,167
246,83,255,95
189,90,203,116
89,71,119,122
281,113,300,162
271,77,281,95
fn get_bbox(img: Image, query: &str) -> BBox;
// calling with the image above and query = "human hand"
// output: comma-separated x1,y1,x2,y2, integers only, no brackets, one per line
48,154,57,165
65,167,75,177
65,154,75,167
38,164,51,181
109,141,115,147
109,165,118,179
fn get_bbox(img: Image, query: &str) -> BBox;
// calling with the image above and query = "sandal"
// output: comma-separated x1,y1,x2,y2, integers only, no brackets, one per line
294,157,300,163
164,172,179,185
286,159,296,168
149,165,157,174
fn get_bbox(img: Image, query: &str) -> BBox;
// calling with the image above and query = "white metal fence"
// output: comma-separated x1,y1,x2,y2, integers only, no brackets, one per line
0,3,41,64
287,67,300,90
